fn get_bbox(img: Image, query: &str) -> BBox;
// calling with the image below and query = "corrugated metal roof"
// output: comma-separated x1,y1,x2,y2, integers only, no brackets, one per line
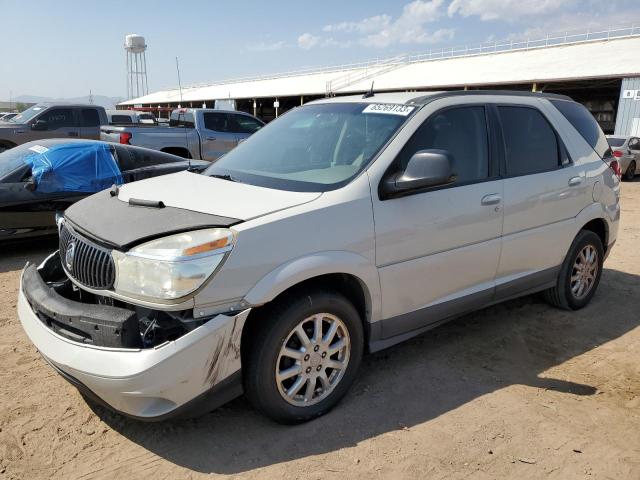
120,35,640,106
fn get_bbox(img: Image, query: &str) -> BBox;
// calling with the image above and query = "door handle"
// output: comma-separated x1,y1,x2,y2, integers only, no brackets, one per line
205,137,216,141
481,194,502,206
568,176,583,187
68,132,79,137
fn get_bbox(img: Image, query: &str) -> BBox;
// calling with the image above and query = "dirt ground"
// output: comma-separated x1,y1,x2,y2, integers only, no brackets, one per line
1,183,639,480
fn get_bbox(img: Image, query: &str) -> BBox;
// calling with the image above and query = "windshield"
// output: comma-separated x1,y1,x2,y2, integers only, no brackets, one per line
607,137,626,147
0,142,37,178
8,104,46,124
204,102,414,191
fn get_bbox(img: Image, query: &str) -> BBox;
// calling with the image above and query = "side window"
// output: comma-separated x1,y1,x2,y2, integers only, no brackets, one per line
630,138,639,150
203,112,231,132
81,108,101,127
550,100,611,159
169,111,195,128
114,145,176,170
111,115,133,124
395,106,489,185
230,114,263,134
40,108,74,130
498,106,559,176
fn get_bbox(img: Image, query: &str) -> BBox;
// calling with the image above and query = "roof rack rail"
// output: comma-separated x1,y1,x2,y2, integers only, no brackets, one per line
409,90,573,105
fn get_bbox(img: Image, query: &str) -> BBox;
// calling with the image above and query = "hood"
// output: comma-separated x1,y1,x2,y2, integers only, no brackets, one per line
64,171,322,249
0,123,23,130
116,170,321,221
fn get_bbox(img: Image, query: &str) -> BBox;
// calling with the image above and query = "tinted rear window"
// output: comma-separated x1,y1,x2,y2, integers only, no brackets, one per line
551,100,611,159
498,106,559,176
111,115,133,124
607,137,626,147
81,108,101,127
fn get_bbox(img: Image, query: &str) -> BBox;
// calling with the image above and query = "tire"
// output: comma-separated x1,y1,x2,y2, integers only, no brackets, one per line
243,289,364,424
623,160,636,181
544,230,604,310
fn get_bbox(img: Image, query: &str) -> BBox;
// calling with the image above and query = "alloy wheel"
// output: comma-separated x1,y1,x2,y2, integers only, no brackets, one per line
570,244,599,299
275,313,350,407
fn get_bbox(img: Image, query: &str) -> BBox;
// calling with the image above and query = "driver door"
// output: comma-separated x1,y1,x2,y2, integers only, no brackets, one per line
28,107,80,141
0,182,83,240
200,112,239,161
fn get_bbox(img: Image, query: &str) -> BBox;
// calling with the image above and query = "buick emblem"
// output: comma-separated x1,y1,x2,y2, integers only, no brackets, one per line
65,241,76,272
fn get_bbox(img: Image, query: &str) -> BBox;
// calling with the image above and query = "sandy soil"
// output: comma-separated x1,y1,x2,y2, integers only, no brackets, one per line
1,182,640,480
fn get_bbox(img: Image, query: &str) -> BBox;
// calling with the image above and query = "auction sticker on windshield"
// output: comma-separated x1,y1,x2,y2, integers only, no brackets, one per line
362,103,415,116
28,145,49,154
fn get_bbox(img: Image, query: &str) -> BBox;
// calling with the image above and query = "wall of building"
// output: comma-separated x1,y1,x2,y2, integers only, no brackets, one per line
614,77,640,136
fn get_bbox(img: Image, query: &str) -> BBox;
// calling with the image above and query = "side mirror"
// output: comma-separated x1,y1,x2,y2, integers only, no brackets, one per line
24,179,36,191
32,119,48,131
382,149,456,197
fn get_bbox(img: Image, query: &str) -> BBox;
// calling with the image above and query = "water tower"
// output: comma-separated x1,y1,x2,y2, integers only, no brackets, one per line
124,34,149,99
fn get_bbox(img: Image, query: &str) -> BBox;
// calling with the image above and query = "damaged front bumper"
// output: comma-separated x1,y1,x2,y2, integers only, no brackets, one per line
17,258,249,420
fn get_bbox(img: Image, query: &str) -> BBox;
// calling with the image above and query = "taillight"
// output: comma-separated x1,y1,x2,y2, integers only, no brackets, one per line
612,150,623,158
610,159,622,179
119,132,132,145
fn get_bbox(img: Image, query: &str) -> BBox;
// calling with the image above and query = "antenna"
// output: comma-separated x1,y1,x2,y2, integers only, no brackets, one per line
363,81,375,99
175,57,192,171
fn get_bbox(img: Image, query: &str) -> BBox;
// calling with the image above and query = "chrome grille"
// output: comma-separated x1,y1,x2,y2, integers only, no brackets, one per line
59,223,115,290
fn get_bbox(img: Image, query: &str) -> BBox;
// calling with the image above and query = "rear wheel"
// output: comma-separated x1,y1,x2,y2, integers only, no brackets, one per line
623,160,636,181
544,230,604,310
243,289,363,424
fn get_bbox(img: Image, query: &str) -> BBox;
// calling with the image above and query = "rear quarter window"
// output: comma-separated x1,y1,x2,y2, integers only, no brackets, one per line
551,100,611,159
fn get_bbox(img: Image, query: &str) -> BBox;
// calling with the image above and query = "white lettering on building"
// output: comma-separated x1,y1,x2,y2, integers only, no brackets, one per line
622,89,640,100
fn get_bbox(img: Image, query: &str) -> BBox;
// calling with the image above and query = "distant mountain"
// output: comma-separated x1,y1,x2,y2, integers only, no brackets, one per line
13,94,125,109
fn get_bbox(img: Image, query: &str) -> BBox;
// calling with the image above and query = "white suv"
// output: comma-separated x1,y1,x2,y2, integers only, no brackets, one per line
18,91,620,423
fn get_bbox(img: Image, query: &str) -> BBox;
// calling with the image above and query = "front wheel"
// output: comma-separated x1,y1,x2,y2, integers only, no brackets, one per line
243,290,364,424
544,230,604,310
623,160,636,181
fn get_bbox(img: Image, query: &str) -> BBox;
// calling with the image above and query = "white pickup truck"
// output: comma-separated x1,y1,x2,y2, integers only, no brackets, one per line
100,108,264,160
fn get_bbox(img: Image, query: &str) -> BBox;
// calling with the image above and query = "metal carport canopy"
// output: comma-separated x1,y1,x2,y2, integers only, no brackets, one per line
120,35,640,106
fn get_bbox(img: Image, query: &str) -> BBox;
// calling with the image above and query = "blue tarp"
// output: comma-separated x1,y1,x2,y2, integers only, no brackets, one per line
23,142,123,193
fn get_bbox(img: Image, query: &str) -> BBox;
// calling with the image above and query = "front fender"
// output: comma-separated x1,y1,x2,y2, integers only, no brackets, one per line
243,250,381,323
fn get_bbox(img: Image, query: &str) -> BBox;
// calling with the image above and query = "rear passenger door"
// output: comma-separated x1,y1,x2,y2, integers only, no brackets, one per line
79,108,102,139
200,112,239,161
495,104,587,295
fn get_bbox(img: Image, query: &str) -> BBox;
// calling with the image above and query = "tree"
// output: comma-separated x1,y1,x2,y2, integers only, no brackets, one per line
15,102,28,112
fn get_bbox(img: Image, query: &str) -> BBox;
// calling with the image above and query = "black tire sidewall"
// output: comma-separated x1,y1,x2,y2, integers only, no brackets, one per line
625,161,636,181
245,291,364,423
560,231,604,310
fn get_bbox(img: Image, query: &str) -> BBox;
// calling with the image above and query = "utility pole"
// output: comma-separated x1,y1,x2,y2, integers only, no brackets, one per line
89,89,94,104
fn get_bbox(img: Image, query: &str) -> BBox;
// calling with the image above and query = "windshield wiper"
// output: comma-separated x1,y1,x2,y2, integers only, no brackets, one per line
209,174,242,183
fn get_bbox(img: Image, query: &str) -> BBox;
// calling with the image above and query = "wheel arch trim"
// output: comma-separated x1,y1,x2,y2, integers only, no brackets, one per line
243,251,381,324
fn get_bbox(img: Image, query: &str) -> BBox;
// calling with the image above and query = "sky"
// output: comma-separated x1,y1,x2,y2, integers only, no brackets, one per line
1,0,639,100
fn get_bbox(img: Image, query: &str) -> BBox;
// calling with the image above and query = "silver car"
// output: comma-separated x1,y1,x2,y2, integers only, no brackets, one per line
606,135,640,180
18,91,620,423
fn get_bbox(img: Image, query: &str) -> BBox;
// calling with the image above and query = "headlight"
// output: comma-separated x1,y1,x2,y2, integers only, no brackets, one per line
112,228,234,301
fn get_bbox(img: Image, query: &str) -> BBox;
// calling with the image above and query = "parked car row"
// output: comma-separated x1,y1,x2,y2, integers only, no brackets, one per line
0,139,208,241
0,112,18,122
15,91,620,425
100,108,265,160
606,135,640,180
